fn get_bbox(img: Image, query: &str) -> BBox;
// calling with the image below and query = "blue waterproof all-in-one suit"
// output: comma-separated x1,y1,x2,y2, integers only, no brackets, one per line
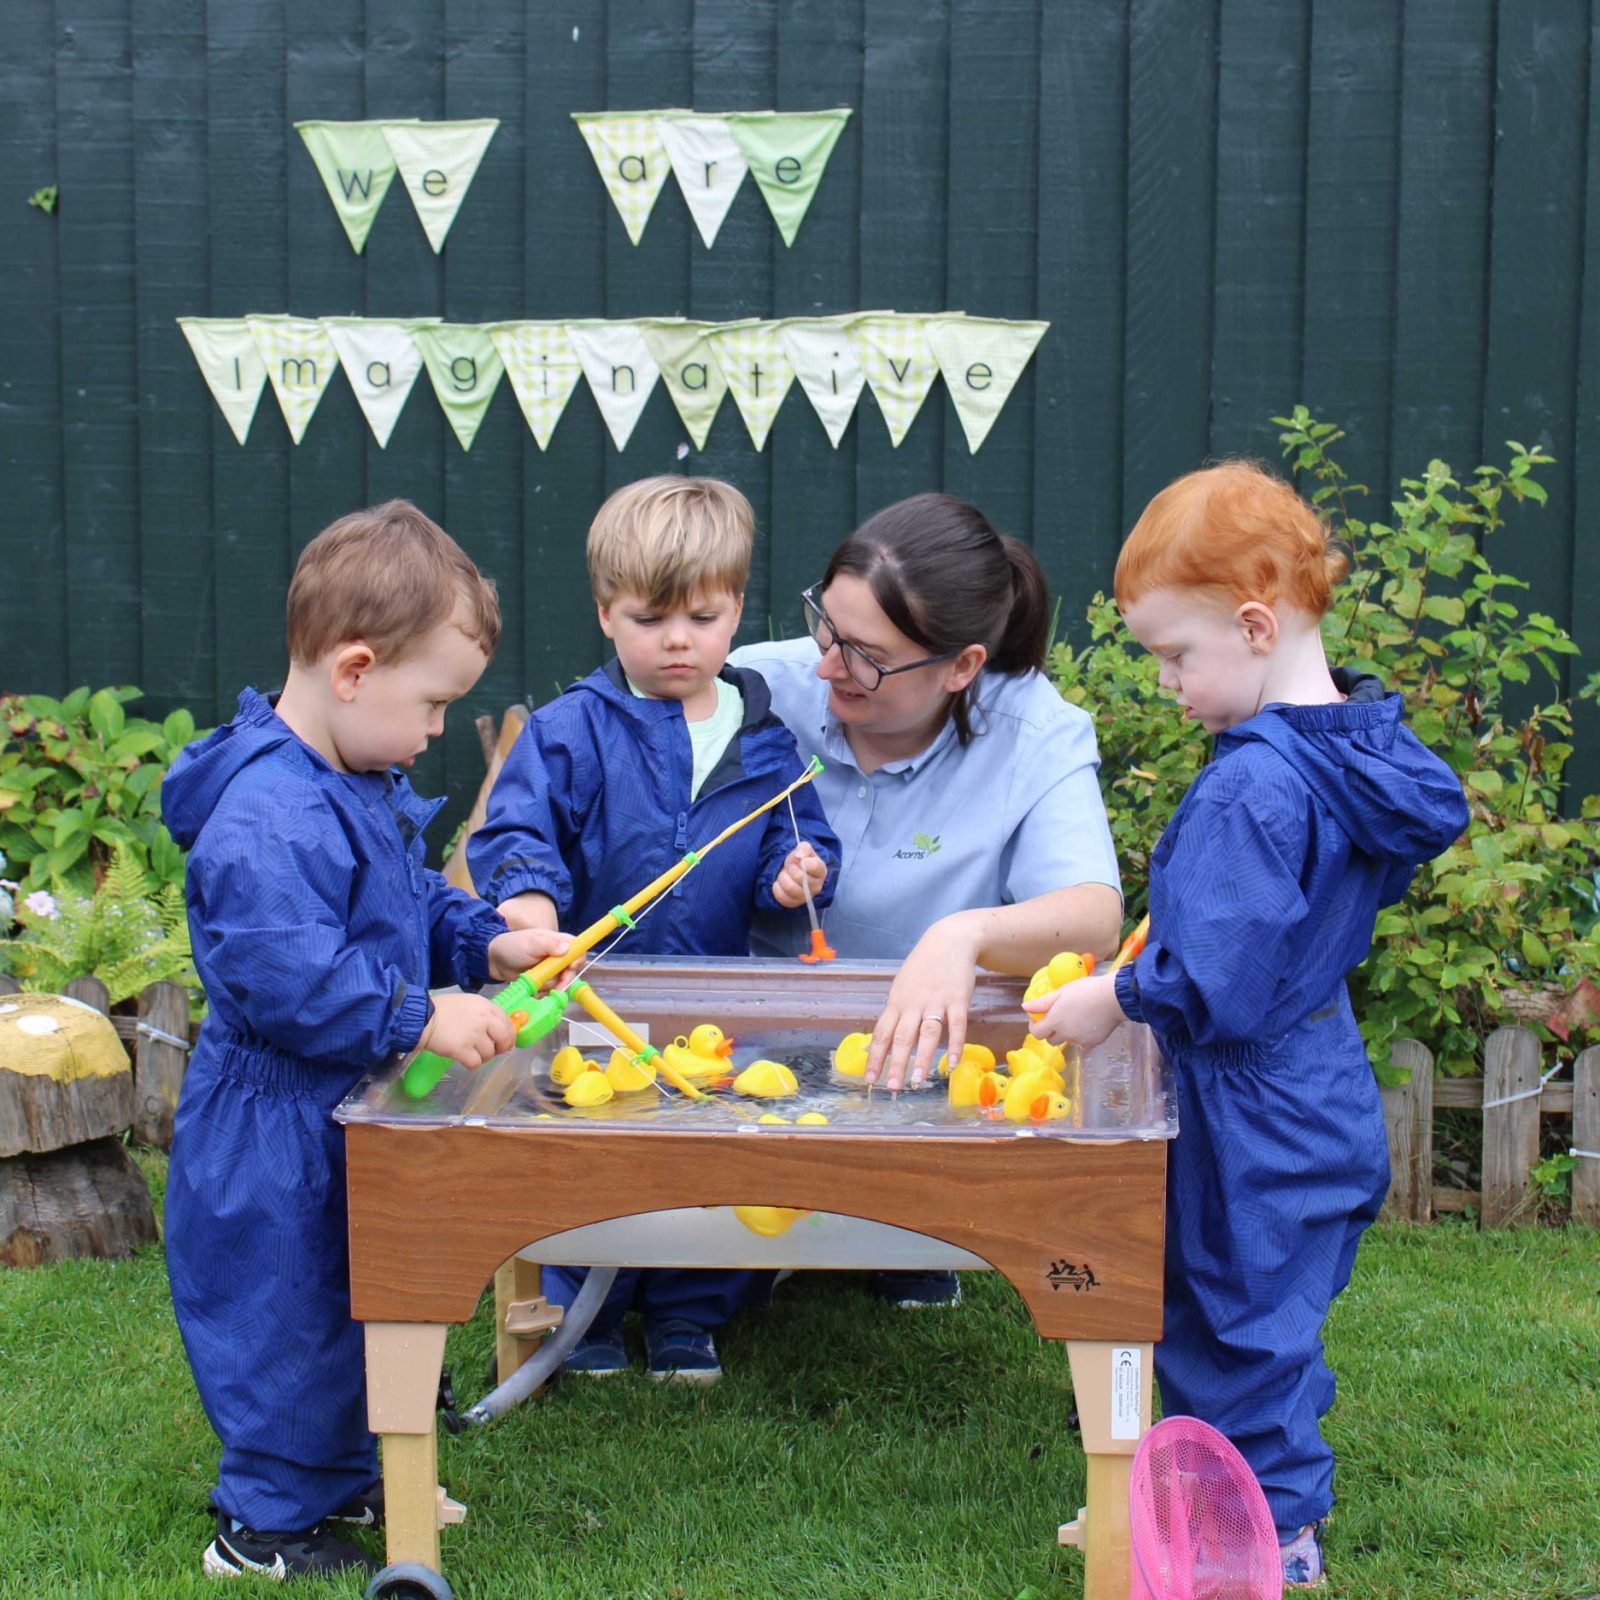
468,659,841,1333
162,689,508,1532
1111,672,1467,1534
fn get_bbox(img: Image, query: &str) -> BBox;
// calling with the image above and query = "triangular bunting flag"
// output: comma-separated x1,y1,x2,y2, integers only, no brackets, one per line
381,119,499,252
726,109,851,246
565,322,662,449
572,113,679,244
925,316,1050,454
849,315,942,446
640,319,732,450
177,318,268,445
487,321,587,450
295,120,407,253
248,315,339,444
656,114,749,247
707,322,795,450
321,318,435,448
411,323,506,450
780,317,867,449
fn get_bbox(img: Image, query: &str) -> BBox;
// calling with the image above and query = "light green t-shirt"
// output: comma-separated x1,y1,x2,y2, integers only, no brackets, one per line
625,674,744,800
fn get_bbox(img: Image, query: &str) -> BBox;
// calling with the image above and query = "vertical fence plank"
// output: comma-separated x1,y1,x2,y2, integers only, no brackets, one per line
134,980,190,1148
1481,1026,1543,1226
61,976,112,1016
1573,1045,1600,1228
1380,1039,1435,1222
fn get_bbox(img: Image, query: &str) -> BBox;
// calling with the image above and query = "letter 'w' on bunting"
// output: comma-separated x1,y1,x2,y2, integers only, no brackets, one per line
848,314,941,447
780,317,866,448
655,115,749,247
726,109,851,246
295,120,408,253
177,318,268,445
640,320,732,450
573,113,679,245
924,316,1050,454
707,322,796,450
321,318,436,448
247,315,338,444
487,321,587,450
411,323,506,451
380,120,499,252
565,322,662,449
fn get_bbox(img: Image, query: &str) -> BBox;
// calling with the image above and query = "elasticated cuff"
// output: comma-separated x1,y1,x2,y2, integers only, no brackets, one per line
391,983,435,1055
1114,963,1145,1025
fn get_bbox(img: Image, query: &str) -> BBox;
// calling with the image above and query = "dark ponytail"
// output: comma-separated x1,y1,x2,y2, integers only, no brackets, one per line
822,493,1052,744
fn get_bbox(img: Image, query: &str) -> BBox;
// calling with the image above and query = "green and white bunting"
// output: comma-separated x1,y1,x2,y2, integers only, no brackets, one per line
323,318,435,448
295,121,408,253
248,315,339,443
708,322,795,450
488,321,587,450
640,320,732,449
383,120,500,252
177,318,268,445
412,323,505,450
655,115,748,247
573,113,679,245
925,316,1049,454
726,110,851,245
849,314,941,446
565,322,661,449
780,316,867,448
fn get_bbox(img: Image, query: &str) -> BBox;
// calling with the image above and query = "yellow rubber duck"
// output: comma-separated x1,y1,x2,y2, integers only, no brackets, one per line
1023,950,1097,1005
733,1205,811,1237
971,1069,1013,1111
563,1067,615,1108
831,1030,873,1079
1029,1090,1074,1124
662,1023,737,1083
549,1045,600,1086
1003,1068,1072,1123
756,1112,790,1125
795,1111,829,1125
1006,1034,1067,1083
936,1042,996,1079
732,1059,799,1098
604,1048,658,1094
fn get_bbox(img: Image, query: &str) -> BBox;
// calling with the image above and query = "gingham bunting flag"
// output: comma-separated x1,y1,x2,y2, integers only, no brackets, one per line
177,318,268,445
488,321,587,450
848,314,941,446
295,121,407,253
780,316,868,448
565,321,662,449
640,319,733,450
708,322,795,449
573,113,680,244
382,119,499,252
248,315,339,444
726,109,851,246
322,318,434,448
411,323,506,450
925,315,1049,453
656,115,749,247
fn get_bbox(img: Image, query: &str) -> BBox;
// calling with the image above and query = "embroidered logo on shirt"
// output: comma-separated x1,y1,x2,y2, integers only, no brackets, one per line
893,831,942,860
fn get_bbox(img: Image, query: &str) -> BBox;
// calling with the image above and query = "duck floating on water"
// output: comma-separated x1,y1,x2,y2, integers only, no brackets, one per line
733,1059,800,1098
662,1024,737,1084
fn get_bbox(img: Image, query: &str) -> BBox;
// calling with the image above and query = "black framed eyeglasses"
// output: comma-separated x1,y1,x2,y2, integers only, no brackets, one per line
801,583,961,692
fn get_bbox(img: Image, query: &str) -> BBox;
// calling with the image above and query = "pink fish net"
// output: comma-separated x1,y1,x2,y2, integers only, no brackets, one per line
1128,1416,1283,1600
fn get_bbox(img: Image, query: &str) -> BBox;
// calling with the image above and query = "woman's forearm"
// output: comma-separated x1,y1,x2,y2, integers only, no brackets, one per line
940,883,1123,977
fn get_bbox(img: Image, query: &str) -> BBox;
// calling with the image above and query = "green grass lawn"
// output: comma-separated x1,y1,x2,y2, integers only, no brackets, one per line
2,1152,1597,1600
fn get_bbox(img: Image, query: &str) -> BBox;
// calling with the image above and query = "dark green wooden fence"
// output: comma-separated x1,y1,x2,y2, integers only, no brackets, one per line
3,0,1598,835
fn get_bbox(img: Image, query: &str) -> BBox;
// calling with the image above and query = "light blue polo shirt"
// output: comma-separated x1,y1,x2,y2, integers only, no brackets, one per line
728,636,1121,960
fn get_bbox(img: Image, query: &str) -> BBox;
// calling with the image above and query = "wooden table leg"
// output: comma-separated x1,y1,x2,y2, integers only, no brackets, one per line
493,1256,546,1386
1059,1340,1154,1600
365,1322,454,1570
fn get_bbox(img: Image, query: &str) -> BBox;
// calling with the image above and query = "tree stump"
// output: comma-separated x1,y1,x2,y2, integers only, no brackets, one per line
1,1137,158,1266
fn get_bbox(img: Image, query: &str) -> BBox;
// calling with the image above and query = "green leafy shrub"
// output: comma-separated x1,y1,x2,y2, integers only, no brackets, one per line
0,686,202,892
1051,411,1600,1077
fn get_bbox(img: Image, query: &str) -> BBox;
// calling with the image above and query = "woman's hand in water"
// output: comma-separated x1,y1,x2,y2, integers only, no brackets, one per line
864,913,984,1091
1024,973,1125,1051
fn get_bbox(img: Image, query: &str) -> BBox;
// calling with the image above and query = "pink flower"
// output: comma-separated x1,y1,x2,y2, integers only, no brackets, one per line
24,890,59,920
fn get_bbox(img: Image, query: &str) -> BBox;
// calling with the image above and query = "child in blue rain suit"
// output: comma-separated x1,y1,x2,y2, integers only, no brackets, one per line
470,476,840,1384
1026,462,1468,1589
161,502,571,1581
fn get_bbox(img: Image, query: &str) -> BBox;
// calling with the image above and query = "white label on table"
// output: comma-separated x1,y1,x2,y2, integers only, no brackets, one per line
1111,1346,1142,1440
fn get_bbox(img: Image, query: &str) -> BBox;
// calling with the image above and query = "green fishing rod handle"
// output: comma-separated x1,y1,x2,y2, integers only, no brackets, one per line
401,1045,453,1100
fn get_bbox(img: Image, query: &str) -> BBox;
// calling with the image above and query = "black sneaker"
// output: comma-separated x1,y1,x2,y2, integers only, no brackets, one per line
870,1269,962,1309
329,1482,384,1528
202,1515,379,1580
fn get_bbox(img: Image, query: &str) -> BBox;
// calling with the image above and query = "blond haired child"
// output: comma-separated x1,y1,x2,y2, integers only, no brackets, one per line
162,501,570,1579
470,476,840,1383
1025,461,1467,1587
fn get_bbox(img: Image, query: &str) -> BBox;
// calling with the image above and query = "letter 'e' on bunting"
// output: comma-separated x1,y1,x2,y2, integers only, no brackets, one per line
411,323,506,451
321,318,436,449
573,113,680,245
848,314,940,447
726,109,850,246
656,114,749,247
780,317,866,448
565,322,662,450
640,319,733,450
488,321,587,451
380,119,499,252
925,316,1049,454
295,120,407,254
707,322,795,450
247,315,339,444
177,318,268,445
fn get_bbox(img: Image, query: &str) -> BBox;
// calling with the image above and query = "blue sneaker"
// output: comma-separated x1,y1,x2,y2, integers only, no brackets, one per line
644,1320,722,1385
563,1329,630,1377
1280,1521,1326,1588
871,1270,962,1309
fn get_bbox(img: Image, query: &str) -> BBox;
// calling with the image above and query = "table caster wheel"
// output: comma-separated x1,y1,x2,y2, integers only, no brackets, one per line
366,1561,453,1600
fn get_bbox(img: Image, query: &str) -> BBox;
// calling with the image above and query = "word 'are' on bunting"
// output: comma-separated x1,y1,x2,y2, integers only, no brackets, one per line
177,312,1047,454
